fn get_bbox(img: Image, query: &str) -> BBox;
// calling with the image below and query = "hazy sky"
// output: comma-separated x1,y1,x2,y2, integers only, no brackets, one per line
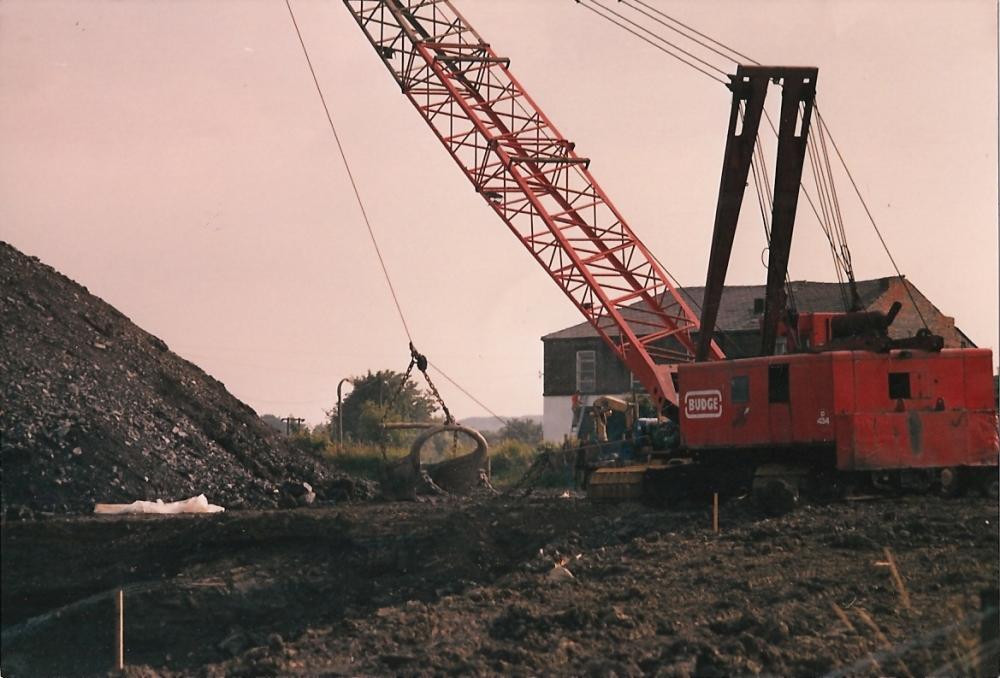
2,0,997,425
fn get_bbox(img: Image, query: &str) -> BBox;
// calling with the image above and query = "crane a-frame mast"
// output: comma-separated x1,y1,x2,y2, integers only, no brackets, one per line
343,0,724,410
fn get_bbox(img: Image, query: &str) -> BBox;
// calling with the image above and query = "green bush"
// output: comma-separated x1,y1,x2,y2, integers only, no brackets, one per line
489,440,576,489
324,442,408,481
288,430,328,457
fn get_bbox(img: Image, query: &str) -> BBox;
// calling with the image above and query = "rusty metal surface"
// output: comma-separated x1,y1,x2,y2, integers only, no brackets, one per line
759,67,818,356
678,348,999,473
381,424,490,500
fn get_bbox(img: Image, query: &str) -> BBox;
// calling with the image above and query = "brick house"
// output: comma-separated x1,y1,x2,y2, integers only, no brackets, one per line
541,277,975,441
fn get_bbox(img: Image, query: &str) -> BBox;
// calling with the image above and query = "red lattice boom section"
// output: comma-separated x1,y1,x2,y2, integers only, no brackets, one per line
344,0,723,406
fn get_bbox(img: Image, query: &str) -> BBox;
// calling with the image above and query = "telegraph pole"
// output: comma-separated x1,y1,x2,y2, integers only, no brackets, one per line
281,416,304,436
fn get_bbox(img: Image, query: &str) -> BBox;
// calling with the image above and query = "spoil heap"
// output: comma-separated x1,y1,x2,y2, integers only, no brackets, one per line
0,241,370,516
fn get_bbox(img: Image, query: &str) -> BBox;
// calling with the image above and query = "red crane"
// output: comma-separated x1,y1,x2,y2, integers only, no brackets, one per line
343,0,724,412
343,1,998,501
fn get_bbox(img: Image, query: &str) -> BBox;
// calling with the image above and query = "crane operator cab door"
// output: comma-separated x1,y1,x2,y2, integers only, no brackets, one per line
767,362,792,443
765,357,837,448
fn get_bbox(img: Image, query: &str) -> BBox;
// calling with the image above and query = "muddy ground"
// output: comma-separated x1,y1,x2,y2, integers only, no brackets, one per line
2,492,998,677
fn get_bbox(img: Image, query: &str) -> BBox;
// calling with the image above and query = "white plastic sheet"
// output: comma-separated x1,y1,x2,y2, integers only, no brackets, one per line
94,494,224,515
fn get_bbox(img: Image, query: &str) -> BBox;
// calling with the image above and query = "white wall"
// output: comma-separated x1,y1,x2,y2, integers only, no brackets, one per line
542,395,574,442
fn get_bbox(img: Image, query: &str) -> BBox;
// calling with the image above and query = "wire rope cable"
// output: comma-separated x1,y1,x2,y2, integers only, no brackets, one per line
428,361,509,427
284,0,509,424
577,1,928,328
815,107,930,329
625,0,760,66
284,0,413,342
576,0,728,84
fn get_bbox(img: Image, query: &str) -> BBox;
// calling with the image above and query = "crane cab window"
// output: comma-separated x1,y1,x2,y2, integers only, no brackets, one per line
731,375,749,403
768,364,790,403
888,372,911,399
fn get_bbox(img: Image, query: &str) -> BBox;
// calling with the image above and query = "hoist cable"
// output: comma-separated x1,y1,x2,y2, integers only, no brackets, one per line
427,361,509,428
815,123,857,307
808,122,845,271
284,0,509,421
806,133,851,310
753,136,774,228
807,132,837,253
284,0,413,342
583,2,928,327
815,107,930,330
811,140,850,309
616,0,743,70
819,119,849,253
750,141,772,240
626,0,761,66
585,0,729,78
817,118,858,305
757,135,774,215
767,107,853,309
743,107,796,310
576,1,728,84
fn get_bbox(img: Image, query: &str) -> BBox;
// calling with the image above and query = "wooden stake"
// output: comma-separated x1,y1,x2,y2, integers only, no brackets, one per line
712,492,719,534
882,547,913,612
115,589,124,672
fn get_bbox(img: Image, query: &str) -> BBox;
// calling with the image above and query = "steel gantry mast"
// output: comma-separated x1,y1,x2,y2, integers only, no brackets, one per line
343,0,723,410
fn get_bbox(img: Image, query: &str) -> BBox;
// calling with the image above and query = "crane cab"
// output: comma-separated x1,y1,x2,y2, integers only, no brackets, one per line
677,348,999,474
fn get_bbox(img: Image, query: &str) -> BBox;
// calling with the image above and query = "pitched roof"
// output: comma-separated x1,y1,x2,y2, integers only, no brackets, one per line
541,278,892,341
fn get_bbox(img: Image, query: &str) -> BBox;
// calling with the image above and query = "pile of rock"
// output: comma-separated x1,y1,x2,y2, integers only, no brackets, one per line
0,241,374,516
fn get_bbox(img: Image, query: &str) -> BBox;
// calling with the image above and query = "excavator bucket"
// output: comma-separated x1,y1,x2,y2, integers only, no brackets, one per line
380,423,491,500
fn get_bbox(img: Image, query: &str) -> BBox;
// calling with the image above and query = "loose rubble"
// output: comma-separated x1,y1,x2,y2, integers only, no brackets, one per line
0,241,374,517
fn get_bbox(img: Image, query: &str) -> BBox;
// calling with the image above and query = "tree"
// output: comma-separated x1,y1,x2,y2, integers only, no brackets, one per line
496,418,543,444
330,369,438,444
260,413,284,433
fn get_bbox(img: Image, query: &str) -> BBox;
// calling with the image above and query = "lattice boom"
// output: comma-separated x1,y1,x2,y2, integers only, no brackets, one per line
344,0,724,407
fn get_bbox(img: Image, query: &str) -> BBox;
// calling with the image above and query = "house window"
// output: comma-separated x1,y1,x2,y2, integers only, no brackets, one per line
731,375,749,403
768,363,790,403
888,372,911,399
576,350,596,393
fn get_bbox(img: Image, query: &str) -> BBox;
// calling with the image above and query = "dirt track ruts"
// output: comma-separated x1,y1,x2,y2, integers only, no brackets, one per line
2,492,997,677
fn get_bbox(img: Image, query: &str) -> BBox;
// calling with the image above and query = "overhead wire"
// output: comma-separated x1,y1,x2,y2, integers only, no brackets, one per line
283,0,509,422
